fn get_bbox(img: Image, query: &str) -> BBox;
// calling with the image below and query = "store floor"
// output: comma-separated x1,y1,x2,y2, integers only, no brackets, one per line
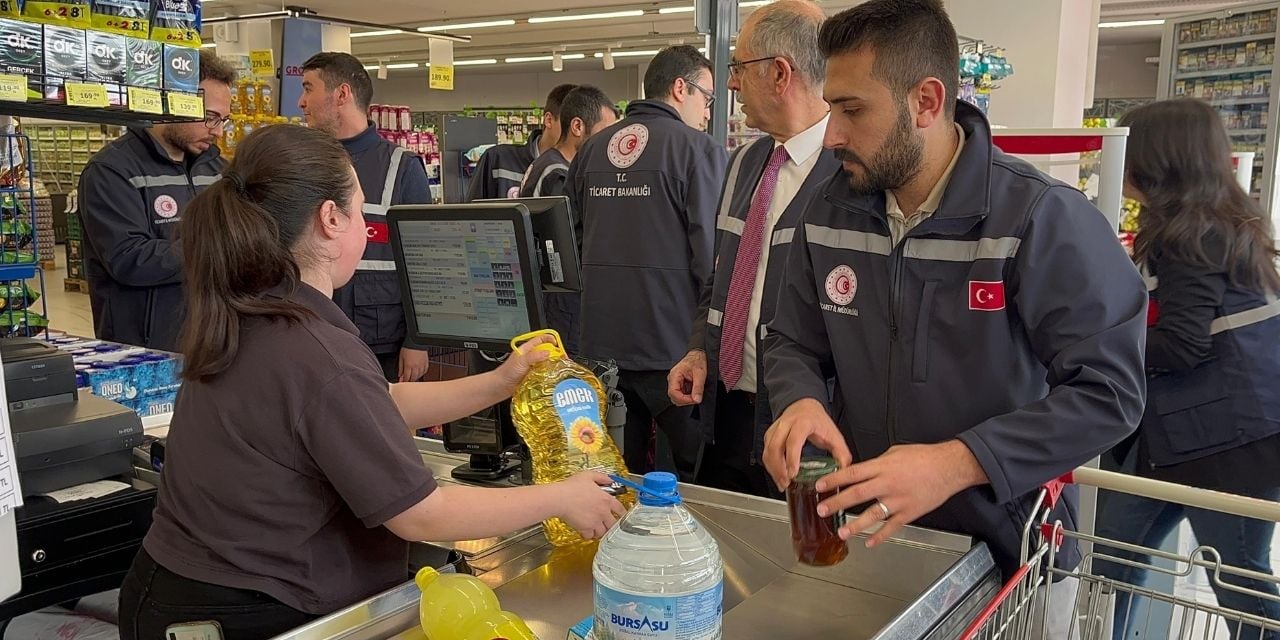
21,250,1280,639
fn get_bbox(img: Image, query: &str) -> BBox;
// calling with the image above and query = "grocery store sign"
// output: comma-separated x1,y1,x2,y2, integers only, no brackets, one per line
128,87,163,114
250,49,275,78
66,83,109,108
0,75,26,103
429,38,453,91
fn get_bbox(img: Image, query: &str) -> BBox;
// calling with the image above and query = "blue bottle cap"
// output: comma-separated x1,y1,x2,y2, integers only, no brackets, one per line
638,472,680,506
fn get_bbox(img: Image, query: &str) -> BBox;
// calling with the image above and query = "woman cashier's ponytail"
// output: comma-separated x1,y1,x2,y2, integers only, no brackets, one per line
178,124,356,381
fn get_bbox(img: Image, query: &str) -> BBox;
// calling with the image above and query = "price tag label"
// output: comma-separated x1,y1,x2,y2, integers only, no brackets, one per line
250,50,275,78
167,91,204,118
0,75,27,103
128,87,163,114
66,83,109,108
429,64,454,91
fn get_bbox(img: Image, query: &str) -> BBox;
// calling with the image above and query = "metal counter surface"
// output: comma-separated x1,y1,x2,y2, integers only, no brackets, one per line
269,439,1000,640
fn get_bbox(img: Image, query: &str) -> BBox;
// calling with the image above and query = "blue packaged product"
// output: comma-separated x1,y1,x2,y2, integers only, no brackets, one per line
132,390,176,417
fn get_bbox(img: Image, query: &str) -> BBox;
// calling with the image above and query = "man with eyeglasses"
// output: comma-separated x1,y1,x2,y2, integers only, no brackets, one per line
80,49,236,351
669,0,838,497
565,45,728,482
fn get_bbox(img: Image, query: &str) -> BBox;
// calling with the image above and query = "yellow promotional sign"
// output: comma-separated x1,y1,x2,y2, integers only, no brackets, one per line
250,50,275,78
128,87,164,114
167,92,205,119
65,83,109,108
429,64,454,91
0,75,27,103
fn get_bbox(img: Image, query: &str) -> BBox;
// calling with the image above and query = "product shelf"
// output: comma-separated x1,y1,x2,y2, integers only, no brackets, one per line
1175,64,1273,80
1178,32,1278,50
0,73,203,129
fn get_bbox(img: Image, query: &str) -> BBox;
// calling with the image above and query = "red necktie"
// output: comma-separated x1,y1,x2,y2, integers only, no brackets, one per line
719,145,789,390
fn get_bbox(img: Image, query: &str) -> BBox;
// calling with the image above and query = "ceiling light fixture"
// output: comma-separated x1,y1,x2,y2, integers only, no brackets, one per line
1098,19,1165,28
350,29,402,38
200,42,217,48
739,0,775,6
528,10,645,24
418,19,517,32
363,63,419,70
505,53,586,63
658,6,695,14
594,49,661,58
455,59,499,66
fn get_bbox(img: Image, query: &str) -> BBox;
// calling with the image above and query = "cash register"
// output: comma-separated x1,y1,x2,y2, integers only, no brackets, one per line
3,338,143,495
389,198,626,483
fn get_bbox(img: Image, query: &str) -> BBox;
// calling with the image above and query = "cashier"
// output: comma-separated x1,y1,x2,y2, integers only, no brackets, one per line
117,124,625,640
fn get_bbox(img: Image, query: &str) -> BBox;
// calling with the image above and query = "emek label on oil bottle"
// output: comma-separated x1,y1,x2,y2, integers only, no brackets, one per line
554,378,606,456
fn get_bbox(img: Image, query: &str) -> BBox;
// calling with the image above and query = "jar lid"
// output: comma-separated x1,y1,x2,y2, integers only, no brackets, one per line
794,457,838,482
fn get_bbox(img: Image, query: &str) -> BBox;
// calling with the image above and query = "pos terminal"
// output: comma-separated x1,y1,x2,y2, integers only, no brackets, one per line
389,202,566,482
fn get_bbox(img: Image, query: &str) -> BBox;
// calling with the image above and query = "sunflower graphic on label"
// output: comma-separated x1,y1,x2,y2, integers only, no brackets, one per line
554,378,605,459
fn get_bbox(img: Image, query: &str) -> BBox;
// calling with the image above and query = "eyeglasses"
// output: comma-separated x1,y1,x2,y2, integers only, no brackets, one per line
727,55,779,79
204,112,232,130
688,80,716,108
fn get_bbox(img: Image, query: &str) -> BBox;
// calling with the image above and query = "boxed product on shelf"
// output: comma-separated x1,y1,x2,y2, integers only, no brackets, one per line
57,337,183,417
162,43,198,92
90,0,152,38
23,0,92,29
126,37,161,88
0,19,44,86
86,30,126,83
43,25,87,99
150,0,201,47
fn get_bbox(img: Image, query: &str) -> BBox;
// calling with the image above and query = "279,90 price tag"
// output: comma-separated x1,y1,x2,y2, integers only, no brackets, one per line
128,87,163,114
0,75,26,103
167,92,204,119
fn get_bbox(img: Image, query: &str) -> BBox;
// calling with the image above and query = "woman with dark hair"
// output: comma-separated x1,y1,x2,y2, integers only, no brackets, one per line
1096,98,1280,639
117,125,625,639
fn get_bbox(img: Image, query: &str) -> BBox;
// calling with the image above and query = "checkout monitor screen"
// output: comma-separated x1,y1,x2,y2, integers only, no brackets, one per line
390,205,544,352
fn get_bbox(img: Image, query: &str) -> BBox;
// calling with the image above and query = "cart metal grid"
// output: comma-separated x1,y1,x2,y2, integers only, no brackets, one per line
961,467,1280,640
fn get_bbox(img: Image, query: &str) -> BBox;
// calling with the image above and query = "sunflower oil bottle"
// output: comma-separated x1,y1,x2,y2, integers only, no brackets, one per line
415,567,536,640
509,330,633,546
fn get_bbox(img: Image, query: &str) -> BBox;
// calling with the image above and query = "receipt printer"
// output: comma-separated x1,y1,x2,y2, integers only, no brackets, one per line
4,339,143,495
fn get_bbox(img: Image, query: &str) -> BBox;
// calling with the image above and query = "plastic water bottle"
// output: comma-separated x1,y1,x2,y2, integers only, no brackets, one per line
592,472,723,640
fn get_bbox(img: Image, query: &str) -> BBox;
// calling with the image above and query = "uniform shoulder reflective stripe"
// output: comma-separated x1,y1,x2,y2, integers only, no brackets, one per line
804,223,893,256
532,163,570,198
717,216,745,236
493,168,525,183
1210,296,1280,335
714,145,753,232
356,259,398,272
381,147,406,207
902,236,1022,262
127,175,189,189
707,309,724,327
771,227,795,247
363,203,390,215
191,175,222,187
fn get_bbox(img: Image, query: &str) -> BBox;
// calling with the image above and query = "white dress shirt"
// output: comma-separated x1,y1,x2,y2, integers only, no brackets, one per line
736,114,829,393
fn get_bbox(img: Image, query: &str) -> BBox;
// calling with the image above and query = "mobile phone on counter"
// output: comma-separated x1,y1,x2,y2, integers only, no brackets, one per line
166,621,224,640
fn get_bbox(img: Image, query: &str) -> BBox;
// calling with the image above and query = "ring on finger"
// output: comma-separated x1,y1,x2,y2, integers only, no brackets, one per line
876,500,891,521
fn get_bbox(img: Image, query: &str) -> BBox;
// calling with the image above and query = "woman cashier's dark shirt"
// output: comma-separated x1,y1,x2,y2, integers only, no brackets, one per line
143,282,437,615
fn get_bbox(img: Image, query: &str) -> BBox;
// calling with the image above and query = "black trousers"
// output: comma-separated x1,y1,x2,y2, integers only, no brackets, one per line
118,549,317,640
375,351,399,383
618,369,704,483
697,387,777,498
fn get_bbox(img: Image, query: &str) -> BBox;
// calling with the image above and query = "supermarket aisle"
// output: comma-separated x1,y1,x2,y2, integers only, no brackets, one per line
29,250,94,338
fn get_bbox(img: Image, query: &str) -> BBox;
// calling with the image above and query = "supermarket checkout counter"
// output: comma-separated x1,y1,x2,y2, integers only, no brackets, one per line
264,438,1002,640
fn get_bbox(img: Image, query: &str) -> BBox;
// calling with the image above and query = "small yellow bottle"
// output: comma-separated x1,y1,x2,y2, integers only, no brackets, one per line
415,567,536,640
243,81,259,117
509,330,633,547
256,79,273,116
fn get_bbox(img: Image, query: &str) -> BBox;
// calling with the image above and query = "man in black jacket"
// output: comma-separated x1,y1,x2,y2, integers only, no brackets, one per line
566,46,728,481
300,52,433,383
466,84,576,201
79,50,236,351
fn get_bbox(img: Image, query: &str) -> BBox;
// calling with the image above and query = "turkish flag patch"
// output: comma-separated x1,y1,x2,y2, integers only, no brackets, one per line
366,222,390,244
969,281,1006,311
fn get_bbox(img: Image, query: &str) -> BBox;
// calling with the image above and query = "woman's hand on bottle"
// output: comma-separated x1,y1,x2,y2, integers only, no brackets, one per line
555,472,627,539
496,334,555,393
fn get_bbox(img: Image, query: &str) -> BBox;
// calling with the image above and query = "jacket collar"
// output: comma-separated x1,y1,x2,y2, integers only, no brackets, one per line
263,280,361,337
127,127,222,168
823,100,994,223
526,130,544,160
625,99,683,123
339,122,384,155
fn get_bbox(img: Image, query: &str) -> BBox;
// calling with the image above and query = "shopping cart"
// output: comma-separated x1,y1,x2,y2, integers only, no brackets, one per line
960,467,1280,640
